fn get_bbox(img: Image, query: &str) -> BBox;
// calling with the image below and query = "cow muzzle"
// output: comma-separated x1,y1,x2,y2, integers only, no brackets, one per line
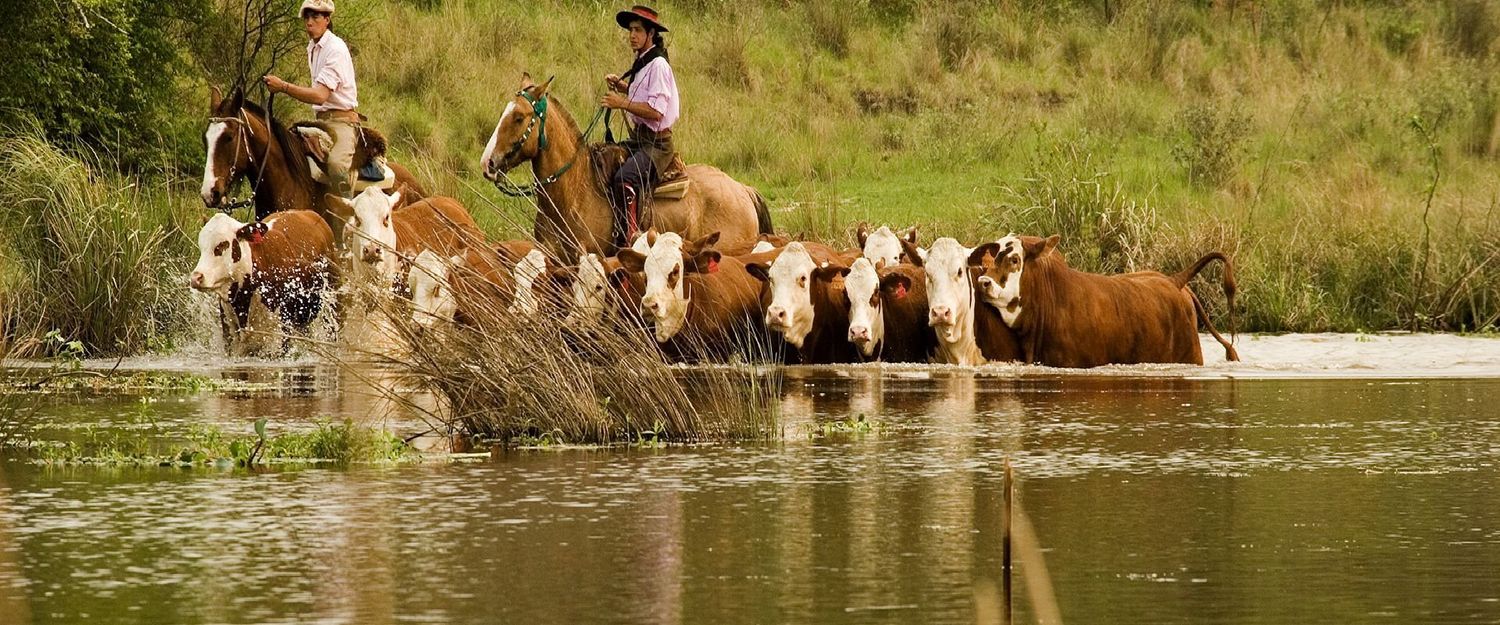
361,244,383,264
765,305,789,331
929,305,954,326
848,325,871,344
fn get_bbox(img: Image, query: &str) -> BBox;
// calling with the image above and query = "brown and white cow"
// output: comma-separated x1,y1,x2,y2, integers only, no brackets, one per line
840,257,934,362
856,223,920,267
408,240,552,328
920,237,1024,365
188,210,337,356
744,241,863,364
973,234,1239,367
331,187,483,293
563,252,647,328
616,232,768,361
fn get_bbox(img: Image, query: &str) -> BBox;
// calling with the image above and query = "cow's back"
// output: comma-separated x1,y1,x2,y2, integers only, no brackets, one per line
393,197,484,259
249,209,337,326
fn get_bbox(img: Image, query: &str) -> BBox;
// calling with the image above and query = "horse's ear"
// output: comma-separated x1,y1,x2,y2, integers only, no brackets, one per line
521,72,535,89
210,85,223,112
536,75,556,97
228,85,244,112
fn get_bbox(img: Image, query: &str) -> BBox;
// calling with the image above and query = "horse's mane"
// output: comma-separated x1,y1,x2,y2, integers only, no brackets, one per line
237,98,313,187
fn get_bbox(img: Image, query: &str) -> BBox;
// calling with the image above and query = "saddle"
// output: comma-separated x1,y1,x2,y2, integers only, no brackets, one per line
588,143,691,200
292,121,390,182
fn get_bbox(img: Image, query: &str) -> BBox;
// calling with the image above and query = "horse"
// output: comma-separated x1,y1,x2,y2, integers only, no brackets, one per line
200,86,428,233
479,74,774,264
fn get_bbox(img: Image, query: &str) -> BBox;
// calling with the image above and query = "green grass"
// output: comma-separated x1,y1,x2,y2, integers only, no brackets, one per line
4,0,1499,338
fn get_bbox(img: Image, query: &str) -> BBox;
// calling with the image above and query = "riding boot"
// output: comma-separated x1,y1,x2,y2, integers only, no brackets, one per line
612,182,640,249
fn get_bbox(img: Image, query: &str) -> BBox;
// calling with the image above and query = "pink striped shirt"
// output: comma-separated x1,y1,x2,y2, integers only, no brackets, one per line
626,50,678,133
307,31,358,113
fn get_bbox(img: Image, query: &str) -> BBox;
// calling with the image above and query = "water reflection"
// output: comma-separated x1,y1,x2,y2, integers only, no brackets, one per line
2,374,1500,624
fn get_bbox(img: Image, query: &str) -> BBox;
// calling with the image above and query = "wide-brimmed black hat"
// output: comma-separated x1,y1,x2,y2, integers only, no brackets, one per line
616,5,668,32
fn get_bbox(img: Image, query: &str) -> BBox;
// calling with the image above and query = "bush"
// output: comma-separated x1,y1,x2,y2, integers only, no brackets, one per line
0,124,191,356
1172,102,1251,187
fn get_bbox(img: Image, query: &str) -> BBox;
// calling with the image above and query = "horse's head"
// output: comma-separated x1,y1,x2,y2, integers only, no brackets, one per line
480,73,555,181
201,86,261,208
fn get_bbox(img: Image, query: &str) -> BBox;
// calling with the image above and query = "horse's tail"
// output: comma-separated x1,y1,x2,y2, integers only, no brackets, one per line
750,186,774,235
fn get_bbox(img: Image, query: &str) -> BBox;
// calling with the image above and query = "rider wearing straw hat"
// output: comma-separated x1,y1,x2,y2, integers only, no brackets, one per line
263,0,361,199
601,5,679,244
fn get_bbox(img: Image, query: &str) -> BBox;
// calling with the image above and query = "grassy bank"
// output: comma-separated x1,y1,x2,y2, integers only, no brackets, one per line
2,0,1498,348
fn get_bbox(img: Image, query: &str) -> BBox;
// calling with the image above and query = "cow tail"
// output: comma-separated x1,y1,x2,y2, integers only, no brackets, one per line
1172,251,1237,341
1193,290,1240,362
750,186,774,235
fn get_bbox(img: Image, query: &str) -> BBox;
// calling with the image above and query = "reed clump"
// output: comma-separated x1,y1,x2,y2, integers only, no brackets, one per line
334,266,780,446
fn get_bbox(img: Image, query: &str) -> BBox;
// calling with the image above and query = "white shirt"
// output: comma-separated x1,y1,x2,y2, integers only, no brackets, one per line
307,30,358,113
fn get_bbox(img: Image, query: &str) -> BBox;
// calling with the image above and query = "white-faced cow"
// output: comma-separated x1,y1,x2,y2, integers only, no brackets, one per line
616,232,767,361
189,210,337,356
973,234,1239,367
331,187,484,293
856,223,920,267
920,237,1024,365
744,241,862,364
841,257,934,362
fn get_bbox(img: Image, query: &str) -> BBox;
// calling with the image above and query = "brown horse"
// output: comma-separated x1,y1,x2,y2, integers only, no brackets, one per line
200,86,427,230
479,74,773,264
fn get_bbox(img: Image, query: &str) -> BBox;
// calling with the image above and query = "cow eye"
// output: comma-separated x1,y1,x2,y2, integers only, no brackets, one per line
214,241,230,257
870,293,880,306
797,275,807,288
382,215,390,228
595,284,605,292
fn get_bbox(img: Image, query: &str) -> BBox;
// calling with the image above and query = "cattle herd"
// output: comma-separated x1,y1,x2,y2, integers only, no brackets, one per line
188,187,1240,367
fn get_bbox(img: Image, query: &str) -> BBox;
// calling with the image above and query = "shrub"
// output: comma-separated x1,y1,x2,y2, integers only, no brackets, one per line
1172,102,1251,187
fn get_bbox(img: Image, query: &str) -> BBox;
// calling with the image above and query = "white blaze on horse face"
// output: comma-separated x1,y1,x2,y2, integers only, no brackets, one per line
861,226,903,267
638,233,689,342
566,253,610,326
843,258,884,357
410,250,455,327
200,121,228,204
351,187,400,278
923,237,974,344
977,234,1025,327
189,213,253,292
508,249,549,317
480,101,516,177
763,242,818,349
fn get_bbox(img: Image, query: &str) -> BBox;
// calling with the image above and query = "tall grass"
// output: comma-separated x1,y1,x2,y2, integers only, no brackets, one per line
326,273,780,446
0,124,196,356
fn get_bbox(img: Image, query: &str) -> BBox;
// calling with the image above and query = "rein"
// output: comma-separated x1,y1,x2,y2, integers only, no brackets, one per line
209,92,278,214
492,89,608,198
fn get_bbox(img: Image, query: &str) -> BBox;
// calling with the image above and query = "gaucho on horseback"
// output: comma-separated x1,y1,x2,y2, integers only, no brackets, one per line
601,5,680,246
263,0,361,199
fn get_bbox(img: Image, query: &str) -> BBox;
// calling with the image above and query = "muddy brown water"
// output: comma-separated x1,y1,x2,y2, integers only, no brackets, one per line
1,333,1499,624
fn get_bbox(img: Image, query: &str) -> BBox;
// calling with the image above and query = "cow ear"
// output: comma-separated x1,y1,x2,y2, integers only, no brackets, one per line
967,242,1001,267
616,249,647,273
904,226,919,244
745,262,771,282
209,85,223,112
899,238,924,267
694,231,721,250
235,221,268,243
386,191,402,209
493,245,517,265
881,273,912,300
325,194,354,219
793,231,807,242
1026,235,1061,259
813,262,851,282
685,250,721,274
855,221,870,248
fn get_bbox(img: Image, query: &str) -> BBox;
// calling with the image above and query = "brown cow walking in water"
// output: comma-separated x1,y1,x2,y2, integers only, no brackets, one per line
973,234,1239,368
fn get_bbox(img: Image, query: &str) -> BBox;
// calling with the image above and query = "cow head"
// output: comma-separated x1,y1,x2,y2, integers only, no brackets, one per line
331,187,402,278
480,73,554,180
564,253,609,326
843,258,902,355
619,233,720,342
922,237,981,344
189,213,261,292
859,224,906,267
509,248,553,317
975,234,1058,327
745,242,847,349
409,250,458,328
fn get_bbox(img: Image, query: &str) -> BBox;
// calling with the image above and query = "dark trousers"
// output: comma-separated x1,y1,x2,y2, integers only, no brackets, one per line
610,125,672,247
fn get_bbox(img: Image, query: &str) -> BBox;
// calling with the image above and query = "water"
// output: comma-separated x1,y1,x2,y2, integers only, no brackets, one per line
1,334,1499,624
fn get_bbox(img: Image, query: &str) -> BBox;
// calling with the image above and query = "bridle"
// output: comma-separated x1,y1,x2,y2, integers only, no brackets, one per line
490,87,606,198
207,92,277,215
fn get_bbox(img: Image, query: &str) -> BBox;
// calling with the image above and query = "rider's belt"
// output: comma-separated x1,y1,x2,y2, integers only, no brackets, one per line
635,125,671,140
316,109,362,122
